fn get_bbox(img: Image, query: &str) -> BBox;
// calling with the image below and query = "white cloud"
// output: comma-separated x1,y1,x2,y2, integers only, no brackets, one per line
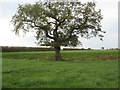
0,19,37,47
0,0,118,48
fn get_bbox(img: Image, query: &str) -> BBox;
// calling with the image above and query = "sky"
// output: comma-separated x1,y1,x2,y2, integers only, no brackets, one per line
0,0,119,49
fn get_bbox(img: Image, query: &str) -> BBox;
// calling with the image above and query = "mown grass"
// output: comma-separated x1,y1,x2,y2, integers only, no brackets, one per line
2,50,118,88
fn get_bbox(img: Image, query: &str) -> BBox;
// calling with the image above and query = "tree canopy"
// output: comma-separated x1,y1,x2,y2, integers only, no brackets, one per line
11,1,105,60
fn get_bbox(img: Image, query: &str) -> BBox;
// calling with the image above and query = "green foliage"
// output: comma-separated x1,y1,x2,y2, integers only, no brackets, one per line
11,1,105,47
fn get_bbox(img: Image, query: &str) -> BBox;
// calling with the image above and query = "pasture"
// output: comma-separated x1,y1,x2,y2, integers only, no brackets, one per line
2,50,118,88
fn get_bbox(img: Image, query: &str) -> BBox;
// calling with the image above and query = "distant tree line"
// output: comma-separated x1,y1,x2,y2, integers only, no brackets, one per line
1,46,92,52
1,46,118,52
63,48,92,50
1,46,54,52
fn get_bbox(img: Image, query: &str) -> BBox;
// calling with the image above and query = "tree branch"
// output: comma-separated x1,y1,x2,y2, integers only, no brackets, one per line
45,30,54,40
23,18,55,40
67,27,79,41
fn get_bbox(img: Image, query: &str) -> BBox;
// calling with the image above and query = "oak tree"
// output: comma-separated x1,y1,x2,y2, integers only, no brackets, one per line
11,1,105,61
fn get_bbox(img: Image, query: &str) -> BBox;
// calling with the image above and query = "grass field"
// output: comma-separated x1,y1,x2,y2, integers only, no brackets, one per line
2,50,119,61
2,50,118,88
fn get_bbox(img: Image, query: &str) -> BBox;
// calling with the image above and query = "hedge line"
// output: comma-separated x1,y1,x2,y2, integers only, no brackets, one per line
0,46,93,52
63,48,92,50
1,46,54,52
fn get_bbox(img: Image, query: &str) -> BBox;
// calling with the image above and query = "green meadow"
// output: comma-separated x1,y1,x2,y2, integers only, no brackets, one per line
2,50,118,88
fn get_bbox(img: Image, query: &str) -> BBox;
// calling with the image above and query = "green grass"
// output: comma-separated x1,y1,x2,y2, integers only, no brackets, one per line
2,50,118,61
2,50,118,88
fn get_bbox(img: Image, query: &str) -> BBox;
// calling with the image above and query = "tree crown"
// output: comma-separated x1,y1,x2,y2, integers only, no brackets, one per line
11,1,105,47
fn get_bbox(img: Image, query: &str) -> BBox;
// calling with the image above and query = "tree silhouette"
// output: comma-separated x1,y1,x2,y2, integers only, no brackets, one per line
11,1,105,61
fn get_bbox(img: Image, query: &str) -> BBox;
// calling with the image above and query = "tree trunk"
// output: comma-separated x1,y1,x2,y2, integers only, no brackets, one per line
54,46,63,61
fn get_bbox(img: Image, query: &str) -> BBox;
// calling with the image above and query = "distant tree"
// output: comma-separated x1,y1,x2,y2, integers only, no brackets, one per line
11,1,105,61
101,47,104,50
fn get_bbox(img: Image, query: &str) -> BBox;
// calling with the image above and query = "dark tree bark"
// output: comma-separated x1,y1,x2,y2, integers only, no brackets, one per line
54,46,63,61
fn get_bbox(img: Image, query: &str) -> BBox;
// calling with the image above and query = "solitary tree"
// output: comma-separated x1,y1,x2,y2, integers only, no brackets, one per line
11,1,105,61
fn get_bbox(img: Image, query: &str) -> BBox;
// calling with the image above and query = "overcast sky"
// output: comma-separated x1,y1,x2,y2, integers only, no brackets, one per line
0,0,119,49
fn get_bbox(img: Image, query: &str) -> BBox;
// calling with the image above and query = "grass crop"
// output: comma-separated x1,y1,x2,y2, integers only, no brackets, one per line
2,50,118,88
3,59,118,88
2,50,118,61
